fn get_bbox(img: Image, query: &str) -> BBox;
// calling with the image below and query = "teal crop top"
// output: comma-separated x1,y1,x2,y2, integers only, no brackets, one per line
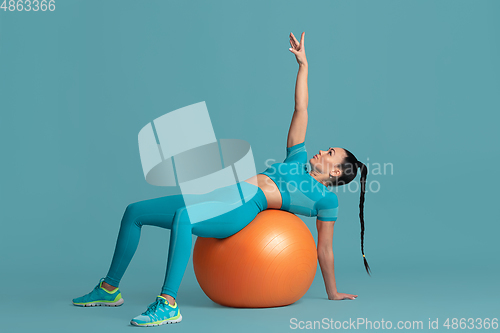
259,141,339,222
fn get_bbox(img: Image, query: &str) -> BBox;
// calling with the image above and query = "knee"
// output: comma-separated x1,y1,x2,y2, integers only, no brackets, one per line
172,207,192,229
124,202,140,217
122,202,143,227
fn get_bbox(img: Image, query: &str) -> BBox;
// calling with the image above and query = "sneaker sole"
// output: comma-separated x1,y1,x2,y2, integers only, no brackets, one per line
73,298,124,307
130,314,182,327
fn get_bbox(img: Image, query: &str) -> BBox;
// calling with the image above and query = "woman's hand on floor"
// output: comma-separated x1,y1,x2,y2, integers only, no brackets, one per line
328,292,358,300
289,32,307,66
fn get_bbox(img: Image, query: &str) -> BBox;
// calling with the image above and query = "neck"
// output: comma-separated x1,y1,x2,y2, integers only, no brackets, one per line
309,169,329,187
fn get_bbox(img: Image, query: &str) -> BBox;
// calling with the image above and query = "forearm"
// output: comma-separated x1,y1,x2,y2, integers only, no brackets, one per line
318,248,337,296
294,63,308,111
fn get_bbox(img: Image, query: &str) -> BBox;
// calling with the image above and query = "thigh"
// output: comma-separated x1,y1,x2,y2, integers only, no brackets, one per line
191,193,263,238
129,193,186,229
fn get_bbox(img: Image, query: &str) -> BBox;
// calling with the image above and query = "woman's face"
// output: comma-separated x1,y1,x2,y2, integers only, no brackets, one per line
309,147,348,177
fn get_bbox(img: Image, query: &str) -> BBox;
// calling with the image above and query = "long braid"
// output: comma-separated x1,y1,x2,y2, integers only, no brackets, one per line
357,161,371,276
331,148,372,276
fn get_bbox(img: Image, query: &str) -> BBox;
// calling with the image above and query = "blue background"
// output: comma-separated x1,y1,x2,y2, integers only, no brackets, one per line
1,0,499,332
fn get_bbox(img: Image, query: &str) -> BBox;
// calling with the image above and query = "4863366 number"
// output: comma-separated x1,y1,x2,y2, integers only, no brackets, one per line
443,318,498,330
1,0,56,11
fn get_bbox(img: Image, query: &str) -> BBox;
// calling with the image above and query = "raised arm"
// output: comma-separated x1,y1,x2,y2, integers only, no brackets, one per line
316,219,358,300
287,32,309,148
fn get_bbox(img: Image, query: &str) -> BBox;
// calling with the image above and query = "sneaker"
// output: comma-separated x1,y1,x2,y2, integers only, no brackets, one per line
72,278,124,307
130,295,182,327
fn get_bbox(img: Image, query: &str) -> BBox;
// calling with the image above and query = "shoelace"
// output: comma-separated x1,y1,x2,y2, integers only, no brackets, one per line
142,298,165,315
83,283,103,301
93,279,106,293
92,278,103,290
91,282,103,294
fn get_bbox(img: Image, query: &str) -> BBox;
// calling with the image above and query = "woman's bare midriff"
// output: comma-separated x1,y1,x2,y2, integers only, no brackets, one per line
243,174,282,210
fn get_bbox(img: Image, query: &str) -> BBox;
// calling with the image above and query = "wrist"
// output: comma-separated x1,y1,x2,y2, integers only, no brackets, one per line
327,289,338,296
299,62,308,68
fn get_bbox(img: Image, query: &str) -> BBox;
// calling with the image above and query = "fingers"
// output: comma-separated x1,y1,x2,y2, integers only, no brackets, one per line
289,34,298,50
343,293,358,300
290,32,300,49
289,35,299,55
300,32,305,48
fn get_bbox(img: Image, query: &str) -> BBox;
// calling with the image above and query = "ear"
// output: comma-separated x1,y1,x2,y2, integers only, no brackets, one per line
329,167,342,178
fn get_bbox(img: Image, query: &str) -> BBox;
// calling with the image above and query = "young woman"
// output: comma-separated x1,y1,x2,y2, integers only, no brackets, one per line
72,31,370,327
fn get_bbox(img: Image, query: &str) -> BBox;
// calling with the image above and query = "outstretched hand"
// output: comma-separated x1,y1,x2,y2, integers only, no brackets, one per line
289,32,307,66
328,292,358,301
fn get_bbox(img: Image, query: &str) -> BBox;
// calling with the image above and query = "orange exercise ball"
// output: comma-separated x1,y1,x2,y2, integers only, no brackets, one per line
193,210,317,308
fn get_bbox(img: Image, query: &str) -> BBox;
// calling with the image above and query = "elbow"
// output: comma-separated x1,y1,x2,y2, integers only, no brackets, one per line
317,246,333,259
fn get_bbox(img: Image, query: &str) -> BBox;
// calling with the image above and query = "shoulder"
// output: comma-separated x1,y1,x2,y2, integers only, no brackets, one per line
287,140,306,150
286,141,306,155
318,191,338,207
284,141,307,164
315,191,339,222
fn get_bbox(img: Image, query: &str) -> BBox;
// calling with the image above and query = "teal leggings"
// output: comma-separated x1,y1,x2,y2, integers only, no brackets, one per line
103,181,267,299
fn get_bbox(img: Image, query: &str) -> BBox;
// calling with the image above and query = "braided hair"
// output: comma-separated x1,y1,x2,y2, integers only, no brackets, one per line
330,149,371,276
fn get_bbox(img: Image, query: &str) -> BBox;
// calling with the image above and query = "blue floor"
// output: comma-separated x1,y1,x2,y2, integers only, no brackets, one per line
3,257,498,333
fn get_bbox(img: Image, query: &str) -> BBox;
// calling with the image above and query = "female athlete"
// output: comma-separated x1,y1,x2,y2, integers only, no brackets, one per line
72,31,370,327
